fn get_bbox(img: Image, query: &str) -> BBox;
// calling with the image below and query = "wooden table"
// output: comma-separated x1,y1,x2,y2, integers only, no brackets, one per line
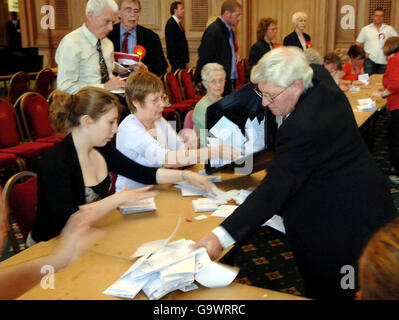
0,166,307,300
346,74,386,127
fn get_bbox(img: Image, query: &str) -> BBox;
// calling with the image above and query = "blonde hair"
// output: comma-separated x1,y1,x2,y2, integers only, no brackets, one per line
125,71,164,113
292,11,308,25
49,87,121,133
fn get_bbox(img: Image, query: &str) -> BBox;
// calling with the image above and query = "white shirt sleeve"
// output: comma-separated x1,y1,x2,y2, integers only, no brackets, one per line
356,27,365,44
212,226,236,249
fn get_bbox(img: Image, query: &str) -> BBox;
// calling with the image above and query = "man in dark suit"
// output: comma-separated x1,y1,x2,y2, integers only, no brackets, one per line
192,47,396,299
108,0,167,77
5,12,22,47
194,1,242,96
165,1,189,73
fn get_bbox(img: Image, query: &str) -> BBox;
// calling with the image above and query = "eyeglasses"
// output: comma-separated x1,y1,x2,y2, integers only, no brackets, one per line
207,79,226,85
122,8,141,14
253,86,289,103
144,94,170,106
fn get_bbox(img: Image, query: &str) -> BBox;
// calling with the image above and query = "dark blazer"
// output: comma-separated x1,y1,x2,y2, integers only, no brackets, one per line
220,65,396,299
31,134,158,242
283,30,311,51
194,17,235,96
5,20,21,47
108,23,168,77
165,17,189,73
246,40,273,82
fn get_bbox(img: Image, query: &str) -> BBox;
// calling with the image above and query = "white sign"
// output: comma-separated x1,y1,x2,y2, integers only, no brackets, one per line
8,0,19,12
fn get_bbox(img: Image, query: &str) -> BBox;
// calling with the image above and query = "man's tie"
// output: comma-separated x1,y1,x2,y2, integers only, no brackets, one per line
96,39,109,84
122,31,129,53
229,29,238,80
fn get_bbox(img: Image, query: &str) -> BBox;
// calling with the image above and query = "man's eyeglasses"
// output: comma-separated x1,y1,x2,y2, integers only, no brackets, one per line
253,86,289,103
122,8,141,14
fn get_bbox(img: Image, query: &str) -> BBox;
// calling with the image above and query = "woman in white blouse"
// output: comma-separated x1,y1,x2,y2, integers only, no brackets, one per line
116,71,241,190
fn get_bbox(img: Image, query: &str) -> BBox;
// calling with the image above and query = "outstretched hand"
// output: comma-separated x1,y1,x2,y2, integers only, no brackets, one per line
190,232,223,261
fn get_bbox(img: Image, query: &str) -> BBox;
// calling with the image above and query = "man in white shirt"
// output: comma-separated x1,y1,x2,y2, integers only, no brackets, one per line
356,7,398,75
56,0,126,94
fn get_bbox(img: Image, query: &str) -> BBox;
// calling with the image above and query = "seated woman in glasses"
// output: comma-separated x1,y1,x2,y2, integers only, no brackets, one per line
193,63,226,147
116,70,241,191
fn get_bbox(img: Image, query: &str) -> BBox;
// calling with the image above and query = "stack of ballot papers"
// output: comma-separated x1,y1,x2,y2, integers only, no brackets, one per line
357,98,376,111
119,197,157,214
192,198,227,212
103,238,239,300
358,73,370,85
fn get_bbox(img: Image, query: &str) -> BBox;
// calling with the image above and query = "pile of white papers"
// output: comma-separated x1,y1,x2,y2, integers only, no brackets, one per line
357,98,376,111
103,221,239,300
119,197,157,215
207,116,265,168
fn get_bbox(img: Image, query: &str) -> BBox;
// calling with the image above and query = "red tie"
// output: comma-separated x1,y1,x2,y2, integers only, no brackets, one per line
122,31,129,53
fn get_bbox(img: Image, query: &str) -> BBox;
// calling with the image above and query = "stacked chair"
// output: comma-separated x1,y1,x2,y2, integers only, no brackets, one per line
2,171,38,253
15,92,67,144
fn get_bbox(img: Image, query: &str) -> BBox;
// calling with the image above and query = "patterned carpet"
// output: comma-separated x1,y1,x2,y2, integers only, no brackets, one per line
2,109,399,299
230,108,399,297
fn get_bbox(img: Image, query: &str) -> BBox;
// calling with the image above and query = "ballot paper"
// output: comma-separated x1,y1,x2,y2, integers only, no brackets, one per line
192,198,227,212
208,117,245,167
261,215,286,234
358,73,370,85
211,205,238,218
103,232,239,300
119,197,157,214
110,88,125,94
198,169,222,183
174,183,225,199
244,117,265,156
348,85,360,93
357,98,376,111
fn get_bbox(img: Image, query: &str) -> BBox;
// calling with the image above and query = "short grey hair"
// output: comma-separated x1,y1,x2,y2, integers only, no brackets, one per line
201,63,226,83
292,11,308,25
86,0,118,17
251,46,313,90
305,48,323,65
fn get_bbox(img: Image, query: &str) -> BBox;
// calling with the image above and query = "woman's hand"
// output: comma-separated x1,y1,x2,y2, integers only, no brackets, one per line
211,145,242,161
118,185,159,207
50,208,105,269
183,171,214,195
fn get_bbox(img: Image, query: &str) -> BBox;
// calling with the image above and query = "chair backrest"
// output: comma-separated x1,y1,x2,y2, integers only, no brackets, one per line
188,67,196,81
236,61,245,85
0,99,23,148
183,109,194,130
34,68,54,99
3,171,38,243
164,72,183,103
179,70,196,100
8,71,30,105
18,92,54,141
174,68,184,79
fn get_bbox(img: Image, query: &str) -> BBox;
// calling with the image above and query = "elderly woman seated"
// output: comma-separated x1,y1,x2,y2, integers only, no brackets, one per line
115,70,241,191
193,63,227,148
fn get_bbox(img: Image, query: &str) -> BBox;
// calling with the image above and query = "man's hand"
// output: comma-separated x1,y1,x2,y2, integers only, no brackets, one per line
190,232,223,261
104,77,126,91
129,62,148,72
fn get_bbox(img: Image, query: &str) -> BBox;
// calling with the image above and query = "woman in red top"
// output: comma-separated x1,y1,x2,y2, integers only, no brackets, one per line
374,37,399,176
342,45,366,81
